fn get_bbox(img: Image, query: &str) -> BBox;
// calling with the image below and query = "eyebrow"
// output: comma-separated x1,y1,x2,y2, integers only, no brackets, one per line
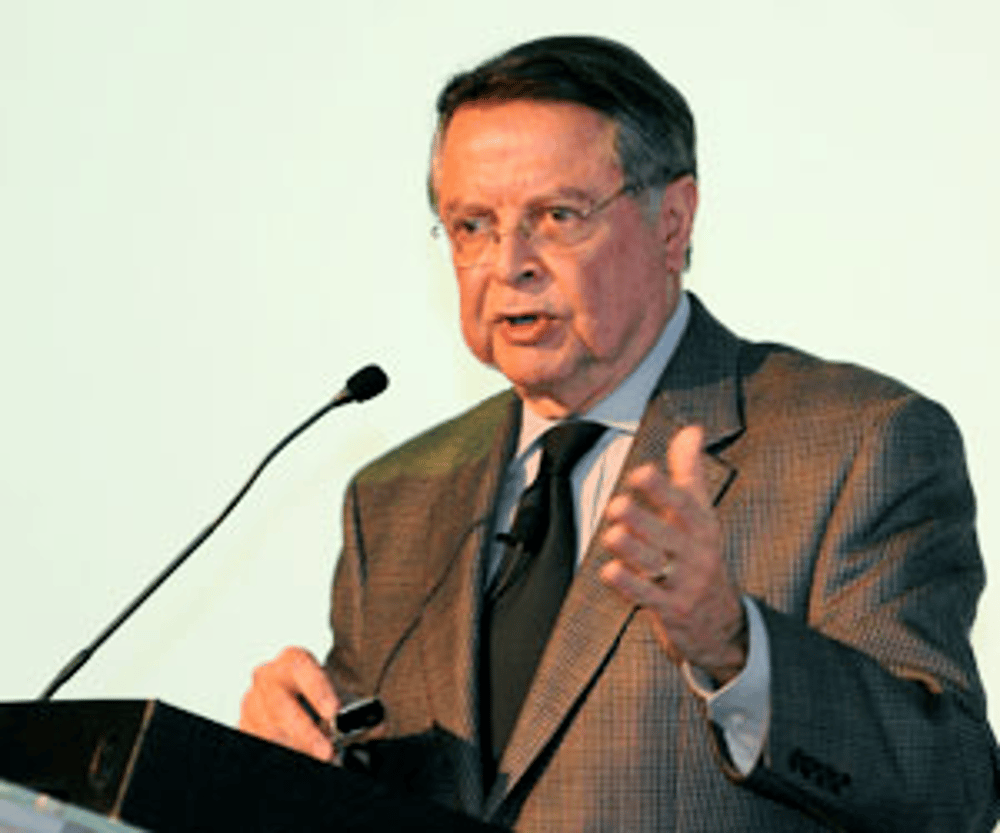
441,185,603,217
440,198,492,217
532,186,598,204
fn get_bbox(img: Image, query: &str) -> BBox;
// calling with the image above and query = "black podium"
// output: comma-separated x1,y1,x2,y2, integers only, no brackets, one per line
0,700,504,832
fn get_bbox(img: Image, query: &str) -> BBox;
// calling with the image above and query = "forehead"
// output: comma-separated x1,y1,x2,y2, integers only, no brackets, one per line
435,100,622,211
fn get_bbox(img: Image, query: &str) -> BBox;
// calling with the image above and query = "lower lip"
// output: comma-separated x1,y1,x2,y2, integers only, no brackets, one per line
498,315,556,344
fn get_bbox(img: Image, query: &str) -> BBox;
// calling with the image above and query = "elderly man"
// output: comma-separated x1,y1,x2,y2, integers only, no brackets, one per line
239,36,998,831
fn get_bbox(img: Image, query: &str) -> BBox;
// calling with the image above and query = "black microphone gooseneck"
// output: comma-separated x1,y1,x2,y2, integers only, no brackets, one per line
37,364,389,701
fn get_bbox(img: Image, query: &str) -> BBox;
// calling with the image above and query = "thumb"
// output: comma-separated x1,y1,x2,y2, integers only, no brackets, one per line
667,424,709,505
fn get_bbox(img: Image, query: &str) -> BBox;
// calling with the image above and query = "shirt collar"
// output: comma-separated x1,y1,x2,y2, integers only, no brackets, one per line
515,291,691,458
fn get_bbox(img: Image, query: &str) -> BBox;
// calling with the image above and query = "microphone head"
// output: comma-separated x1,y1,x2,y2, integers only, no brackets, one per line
345,364,388,403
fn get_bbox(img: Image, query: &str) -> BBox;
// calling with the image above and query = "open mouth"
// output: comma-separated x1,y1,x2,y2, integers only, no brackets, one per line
497,312,554,344
505,314,540,325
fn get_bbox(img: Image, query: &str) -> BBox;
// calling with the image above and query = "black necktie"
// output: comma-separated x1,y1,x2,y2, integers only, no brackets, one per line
482,420,606,772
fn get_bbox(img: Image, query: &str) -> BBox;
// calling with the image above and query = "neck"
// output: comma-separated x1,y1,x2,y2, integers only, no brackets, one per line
517,290,690,420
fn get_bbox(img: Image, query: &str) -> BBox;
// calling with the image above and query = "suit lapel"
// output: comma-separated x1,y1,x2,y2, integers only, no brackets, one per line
413,393,520,808
488,294,744,812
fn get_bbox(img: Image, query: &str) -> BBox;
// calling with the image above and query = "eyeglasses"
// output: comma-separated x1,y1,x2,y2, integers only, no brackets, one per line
432,182,646,267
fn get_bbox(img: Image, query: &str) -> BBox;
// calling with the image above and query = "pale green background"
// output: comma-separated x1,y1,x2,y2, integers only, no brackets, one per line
2,0,997,750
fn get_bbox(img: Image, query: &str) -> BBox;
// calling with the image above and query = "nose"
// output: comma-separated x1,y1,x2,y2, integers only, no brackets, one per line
491,222,543,286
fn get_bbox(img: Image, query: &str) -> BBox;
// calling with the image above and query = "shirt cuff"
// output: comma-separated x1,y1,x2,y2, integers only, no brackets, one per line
681,595,771,776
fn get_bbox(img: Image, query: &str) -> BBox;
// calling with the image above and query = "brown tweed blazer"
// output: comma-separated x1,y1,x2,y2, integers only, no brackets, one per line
326,294,999,831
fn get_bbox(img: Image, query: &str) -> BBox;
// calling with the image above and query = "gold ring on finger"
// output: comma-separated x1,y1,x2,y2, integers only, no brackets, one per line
651,555,676,586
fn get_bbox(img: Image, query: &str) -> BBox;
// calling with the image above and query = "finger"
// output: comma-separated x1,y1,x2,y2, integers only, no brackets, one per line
273,648,339,758
240,647,338,761
602,513,686,579
622,465,707,538
603,493,675,553
608,485,708,575
667,425,710,507
285,646,339,722
598,558,670,609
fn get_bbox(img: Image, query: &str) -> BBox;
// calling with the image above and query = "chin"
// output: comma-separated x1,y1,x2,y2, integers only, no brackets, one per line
496,355,564,387
503,365,578,408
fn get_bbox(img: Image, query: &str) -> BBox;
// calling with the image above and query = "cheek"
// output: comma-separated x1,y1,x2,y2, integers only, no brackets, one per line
564,265,629,353
457,275,493,363
583,296,633,354
571,268,658,357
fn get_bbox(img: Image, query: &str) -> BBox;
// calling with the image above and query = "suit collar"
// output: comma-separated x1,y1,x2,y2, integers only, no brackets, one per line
653,291,745,457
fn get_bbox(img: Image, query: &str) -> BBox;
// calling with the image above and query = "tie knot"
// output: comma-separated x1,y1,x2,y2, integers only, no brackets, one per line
540,421,606,477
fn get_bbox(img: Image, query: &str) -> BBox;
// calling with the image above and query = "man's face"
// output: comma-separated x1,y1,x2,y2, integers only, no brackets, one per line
434,100,692,417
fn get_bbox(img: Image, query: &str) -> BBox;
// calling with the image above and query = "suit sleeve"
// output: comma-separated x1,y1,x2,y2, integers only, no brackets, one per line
732,395,999,831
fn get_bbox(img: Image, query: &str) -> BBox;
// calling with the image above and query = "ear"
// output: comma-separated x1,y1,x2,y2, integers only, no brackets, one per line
655,175,699,275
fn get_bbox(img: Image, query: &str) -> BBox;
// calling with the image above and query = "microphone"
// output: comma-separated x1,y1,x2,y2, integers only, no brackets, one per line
336,364,388,405
37,364,389,701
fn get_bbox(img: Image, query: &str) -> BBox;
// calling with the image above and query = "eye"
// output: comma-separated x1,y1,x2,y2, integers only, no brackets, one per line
544,205,584,223
531,204,588,241
450,215,491,240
